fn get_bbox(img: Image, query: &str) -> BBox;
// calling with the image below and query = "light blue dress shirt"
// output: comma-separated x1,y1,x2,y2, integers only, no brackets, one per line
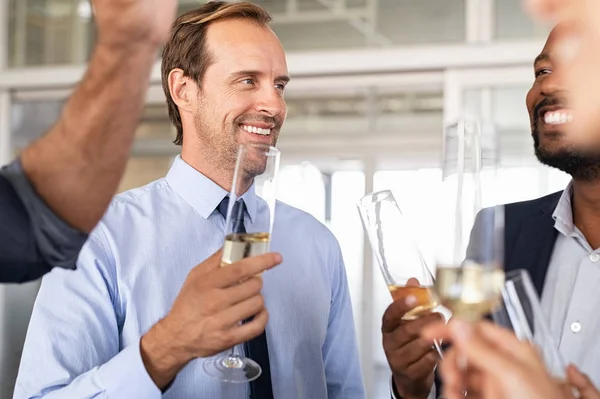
14,156,365,399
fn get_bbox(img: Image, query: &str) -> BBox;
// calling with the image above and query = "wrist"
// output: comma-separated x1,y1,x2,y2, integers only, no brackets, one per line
393,375,431,399
140,319,191,390
94,38,160,60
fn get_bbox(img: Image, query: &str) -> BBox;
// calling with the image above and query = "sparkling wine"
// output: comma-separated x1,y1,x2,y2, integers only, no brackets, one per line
388,285,439,320
435,264,504,321
221,232,270,267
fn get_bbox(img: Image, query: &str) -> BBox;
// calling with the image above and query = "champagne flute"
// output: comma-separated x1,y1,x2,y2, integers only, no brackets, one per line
204,143,280,383
492,269,566,380
434,119,505,322
357,189,443,356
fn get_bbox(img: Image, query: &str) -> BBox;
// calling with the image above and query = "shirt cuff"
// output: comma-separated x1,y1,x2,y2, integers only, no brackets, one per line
389,377,436,399
97,339,162,399
1,159,88,270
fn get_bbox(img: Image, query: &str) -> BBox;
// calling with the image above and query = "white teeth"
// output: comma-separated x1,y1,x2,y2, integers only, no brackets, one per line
240,125,271,136
544,110,573,125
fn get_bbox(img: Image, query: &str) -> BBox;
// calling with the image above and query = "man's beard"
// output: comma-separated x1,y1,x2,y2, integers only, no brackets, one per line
533,126,600,181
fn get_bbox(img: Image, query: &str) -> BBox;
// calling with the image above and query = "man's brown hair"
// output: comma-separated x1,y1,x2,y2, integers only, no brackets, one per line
161,1,273,145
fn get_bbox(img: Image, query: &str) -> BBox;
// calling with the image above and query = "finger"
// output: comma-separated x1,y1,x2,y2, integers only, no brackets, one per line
472,321,542,366
567,364,600,399
421,320,450,341
465,367,485,398
214,252,282,288
194,248,224,276
387,336,439,370
440,348,466,399
406,277,420,287
382,296,416,333
403,349,438,380
222,276,264,306
229,308,269,343
382,295,444,335
219,293,266,328
385,312,445,354
446,319,523,374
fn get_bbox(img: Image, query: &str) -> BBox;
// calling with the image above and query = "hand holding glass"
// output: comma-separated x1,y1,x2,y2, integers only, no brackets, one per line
492,269,567,380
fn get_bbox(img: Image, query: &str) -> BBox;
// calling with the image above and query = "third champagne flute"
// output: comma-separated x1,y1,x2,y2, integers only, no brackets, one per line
434,119,505,322
492,269,567,380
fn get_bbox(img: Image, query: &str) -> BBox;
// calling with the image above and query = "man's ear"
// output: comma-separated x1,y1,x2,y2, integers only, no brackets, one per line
168,68,196,113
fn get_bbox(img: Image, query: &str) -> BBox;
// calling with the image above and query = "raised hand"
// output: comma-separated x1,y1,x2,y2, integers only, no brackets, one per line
92,0,178,48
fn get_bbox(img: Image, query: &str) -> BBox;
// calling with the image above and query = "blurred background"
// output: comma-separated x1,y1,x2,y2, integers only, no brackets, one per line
0,0,571,397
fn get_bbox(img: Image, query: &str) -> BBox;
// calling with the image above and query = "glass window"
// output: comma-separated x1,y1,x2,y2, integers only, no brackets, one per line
267,0,465,51
277,162,326,222
494,0,551,40
329,171,365,338
8,0,96,67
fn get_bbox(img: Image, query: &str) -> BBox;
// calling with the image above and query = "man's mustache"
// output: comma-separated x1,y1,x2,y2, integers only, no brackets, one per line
533,96,568,124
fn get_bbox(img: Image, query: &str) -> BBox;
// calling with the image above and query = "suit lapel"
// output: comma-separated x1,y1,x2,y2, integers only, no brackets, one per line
505,196,560,297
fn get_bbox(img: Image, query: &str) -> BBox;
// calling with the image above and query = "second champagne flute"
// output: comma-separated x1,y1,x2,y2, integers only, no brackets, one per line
358,190,438,320
204,143,280,383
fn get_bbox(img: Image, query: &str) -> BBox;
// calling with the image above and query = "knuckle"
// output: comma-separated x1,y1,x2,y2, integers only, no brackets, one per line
229,265,245,280
254,294,265,309
220,333,236,349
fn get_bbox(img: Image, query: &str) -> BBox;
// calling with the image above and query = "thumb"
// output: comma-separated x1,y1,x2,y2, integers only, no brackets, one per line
447,319,520,375
406,277,421,287
567,364,600,399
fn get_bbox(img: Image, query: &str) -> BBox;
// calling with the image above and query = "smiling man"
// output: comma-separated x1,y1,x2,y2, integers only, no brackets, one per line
384,23,600,399
498,22,600,386
14,2,365,399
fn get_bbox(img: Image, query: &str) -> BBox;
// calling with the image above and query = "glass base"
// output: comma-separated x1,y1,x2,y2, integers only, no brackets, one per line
203,354,262,383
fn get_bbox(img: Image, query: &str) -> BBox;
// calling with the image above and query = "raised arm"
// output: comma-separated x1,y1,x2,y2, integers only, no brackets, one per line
17,0,177,233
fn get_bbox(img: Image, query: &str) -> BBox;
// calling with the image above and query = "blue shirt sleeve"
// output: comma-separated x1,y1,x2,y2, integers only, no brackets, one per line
13,228,161,399
322,238,367,399
0,159,88,282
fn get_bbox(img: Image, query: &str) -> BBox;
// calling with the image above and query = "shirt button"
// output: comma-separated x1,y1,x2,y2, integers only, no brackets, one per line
571,322,582,333
590,254,600,262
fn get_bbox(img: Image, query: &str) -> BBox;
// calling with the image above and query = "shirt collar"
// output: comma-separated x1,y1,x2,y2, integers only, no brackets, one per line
165,155,257,222
552,180,575,236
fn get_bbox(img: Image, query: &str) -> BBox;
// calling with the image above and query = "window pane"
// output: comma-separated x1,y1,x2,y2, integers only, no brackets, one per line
329,171,365,352
255,0,466,51
464,86,538,167
277,163,326,222
8,0,96,67
494,0,550,40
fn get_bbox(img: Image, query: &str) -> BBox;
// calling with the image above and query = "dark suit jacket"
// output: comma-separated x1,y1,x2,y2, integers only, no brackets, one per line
0,160,87,283
502,191,562,296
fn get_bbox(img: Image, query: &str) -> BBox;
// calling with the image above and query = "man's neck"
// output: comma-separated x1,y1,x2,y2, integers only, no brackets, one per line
180,146,251,196
572,179,600,249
